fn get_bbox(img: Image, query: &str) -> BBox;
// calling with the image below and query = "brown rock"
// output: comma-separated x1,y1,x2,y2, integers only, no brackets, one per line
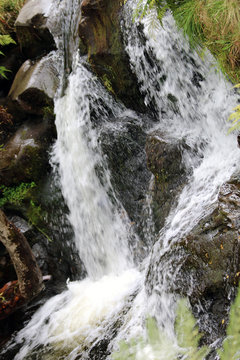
0,210,43,319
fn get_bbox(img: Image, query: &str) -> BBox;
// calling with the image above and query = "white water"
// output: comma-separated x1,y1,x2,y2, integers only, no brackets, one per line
123,2,240,244
51,61,133,278
5,0,240,359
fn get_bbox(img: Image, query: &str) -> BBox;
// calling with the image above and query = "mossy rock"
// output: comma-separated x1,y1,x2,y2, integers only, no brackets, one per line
100,116,151,244
0,119,55,186
146,172,240,344
145,131,189,231
78,0,145,111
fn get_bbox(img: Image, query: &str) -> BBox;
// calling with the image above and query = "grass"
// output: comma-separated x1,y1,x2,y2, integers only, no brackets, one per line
0,0,25,35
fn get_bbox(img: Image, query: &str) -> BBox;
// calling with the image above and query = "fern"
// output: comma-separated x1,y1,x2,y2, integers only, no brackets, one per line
134,0,167,24
0,182,36,207
112,300,209,360
227,84,240,133
176,299,209,360
0,34,15,78
0,66,10,78
112,316,179,360
218,289,240,360
0,34,15,46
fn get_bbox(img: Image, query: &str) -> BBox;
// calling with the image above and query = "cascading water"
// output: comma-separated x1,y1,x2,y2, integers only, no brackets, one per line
2,0,240,358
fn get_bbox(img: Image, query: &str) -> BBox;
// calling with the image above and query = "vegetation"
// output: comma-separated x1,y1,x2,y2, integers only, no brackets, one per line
227,84,240,132
112,290,240,360
0,0,25,78
0,34,15,78
0,182,52,241
0,0,25,35
0,182,36,207
112,299,209,360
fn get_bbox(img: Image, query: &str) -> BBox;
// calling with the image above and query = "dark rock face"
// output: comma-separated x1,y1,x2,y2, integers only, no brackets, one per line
15,0,56,59
0,106,14,145
179,174,240,300
79,0,145,111
145,132,188,232
0,47,25,97
100,117,152,243
146,172,240,344
0,118,55,186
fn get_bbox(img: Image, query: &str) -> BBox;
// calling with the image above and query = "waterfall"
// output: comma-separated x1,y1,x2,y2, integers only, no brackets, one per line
51,60,133,278
3,0,240,359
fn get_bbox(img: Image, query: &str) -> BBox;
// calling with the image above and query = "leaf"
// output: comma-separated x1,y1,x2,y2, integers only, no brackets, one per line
219,288,240,360
0,34,16,46
176,299,209,360
0,66,11,79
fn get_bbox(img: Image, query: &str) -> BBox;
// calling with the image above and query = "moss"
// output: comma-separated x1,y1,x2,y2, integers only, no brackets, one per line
0,182,36,208
20,145,48,180
102,74,114,94
42,104,54,120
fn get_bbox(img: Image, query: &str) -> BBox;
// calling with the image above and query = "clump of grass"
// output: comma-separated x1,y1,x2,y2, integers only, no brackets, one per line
173,0,205,48
0,0,25,35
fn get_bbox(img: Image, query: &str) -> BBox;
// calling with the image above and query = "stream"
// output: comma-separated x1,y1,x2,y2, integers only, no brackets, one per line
2,0,240,359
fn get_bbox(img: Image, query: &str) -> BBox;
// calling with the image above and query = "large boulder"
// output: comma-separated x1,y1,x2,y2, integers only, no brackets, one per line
15,0,56,59
0,118,55,186
146,172,240,344
100,117,151,246
145,131,189,232
8,55,59,116
178,173,240,301
78,0,145,110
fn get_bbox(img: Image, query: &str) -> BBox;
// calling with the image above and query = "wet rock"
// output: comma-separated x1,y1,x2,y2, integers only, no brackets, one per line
0,210,83,350
178,174,240,301
100,117,151,243
8,54,59,116
78,0,145,111
0,118,55,186
15,0,56,59
146,172,240,344
145,132,188,231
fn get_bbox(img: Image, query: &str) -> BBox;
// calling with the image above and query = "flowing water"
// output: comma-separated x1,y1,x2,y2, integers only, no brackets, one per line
3,0,240,359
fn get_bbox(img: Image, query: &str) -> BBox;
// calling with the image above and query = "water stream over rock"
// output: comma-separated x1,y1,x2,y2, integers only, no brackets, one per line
1,0,240,359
